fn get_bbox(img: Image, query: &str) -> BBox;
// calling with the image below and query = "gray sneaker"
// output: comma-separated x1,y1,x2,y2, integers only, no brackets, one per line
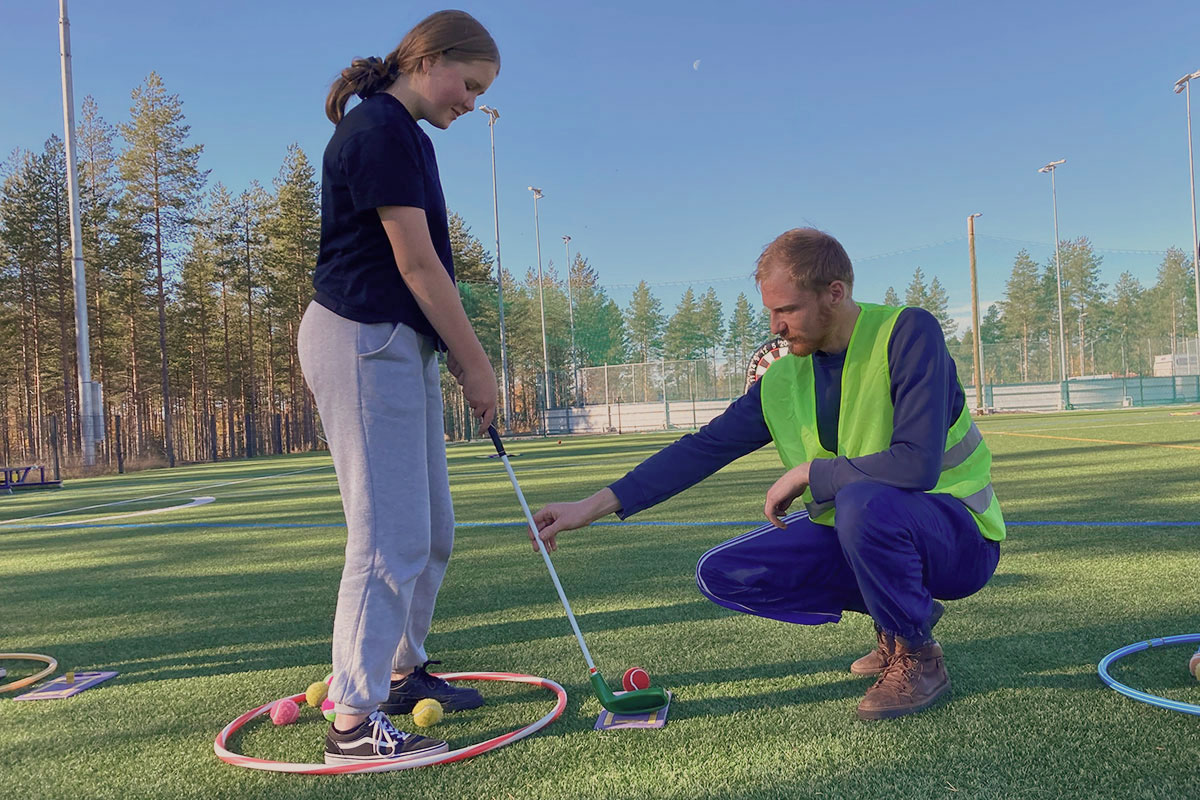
380,660,484,714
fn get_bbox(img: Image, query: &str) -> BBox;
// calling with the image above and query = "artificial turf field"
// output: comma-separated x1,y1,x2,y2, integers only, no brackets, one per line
3,405,1199,799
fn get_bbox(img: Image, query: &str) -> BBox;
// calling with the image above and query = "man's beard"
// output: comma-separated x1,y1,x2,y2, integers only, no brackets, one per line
786,305,835,355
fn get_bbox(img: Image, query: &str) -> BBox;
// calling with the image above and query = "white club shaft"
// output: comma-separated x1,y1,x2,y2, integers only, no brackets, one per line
498,453,597,671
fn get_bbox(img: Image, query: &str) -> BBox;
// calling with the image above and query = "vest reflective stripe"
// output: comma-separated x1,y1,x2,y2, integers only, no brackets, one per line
805,499,835,519
960,483,995,514
942,422,983,471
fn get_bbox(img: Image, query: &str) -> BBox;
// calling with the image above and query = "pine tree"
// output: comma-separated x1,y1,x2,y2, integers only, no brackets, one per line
928,277,956,339
178,225,218,457
1148,246,1195,353
664,287,703,359
39,137,78,452
904,267,931,309
1110,271,1147,375
109,192,155,454
449,211,493,284
236,182,272,456
624,280,665,363
448,209,500,377
264,145,320,450
1056,238,1106,374
724,292,760,377
570,252,626,366
999,250,1042,381
757,307,772,339
980,304,1002,343
0,151,52,454
1039,264,1067,378
697,287,725,368
883,286,900,306
906,267,956,338
208,183,243,456
118,72,208,466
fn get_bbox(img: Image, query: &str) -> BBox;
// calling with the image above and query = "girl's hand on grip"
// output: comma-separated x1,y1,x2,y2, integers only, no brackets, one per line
461,357,497,435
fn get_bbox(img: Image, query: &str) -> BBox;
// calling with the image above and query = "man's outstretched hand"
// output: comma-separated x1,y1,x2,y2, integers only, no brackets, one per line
530,488,622,553
765,462,812,529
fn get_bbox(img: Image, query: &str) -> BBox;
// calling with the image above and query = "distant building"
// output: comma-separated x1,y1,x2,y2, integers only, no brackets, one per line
1154,352,1200,377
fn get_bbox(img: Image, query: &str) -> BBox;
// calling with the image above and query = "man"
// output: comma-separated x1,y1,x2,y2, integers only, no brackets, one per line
532,228,1004,720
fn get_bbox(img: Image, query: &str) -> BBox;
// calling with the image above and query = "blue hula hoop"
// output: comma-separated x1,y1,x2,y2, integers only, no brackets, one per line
1097,633,1200,716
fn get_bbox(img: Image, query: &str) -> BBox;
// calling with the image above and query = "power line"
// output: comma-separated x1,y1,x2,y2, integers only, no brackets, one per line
978,234,1170,257
464,234,1179,295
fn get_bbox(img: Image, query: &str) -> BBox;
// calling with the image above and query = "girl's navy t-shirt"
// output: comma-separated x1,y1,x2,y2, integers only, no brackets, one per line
313,93,453,340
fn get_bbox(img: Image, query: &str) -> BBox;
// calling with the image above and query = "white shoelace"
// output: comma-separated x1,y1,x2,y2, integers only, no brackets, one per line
368,711,402,756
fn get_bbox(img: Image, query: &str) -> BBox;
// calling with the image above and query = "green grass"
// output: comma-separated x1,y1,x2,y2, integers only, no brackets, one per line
3,406,1200,799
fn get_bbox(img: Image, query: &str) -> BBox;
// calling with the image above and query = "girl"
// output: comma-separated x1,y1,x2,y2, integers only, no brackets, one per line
297,10,500,766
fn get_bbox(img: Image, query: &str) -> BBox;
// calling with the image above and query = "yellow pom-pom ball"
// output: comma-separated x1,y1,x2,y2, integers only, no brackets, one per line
305,681,329,709
412,698,444,727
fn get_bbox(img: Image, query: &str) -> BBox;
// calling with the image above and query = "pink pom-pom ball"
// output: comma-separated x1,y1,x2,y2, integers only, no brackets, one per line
270,698,300,726
318,671,338,721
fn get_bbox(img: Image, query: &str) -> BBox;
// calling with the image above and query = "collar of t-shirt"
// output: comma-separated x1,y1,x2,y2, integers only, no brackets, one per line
812,349,846,453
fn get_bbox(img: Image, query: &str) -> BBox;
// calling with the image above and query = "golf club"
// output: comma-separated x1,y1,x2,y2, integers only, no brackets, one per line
487,425,670,714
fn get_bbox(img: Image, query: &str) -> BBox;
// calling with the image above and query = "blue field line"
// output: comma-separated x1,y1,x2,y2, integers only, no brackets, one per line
3,519,1200,532
1006,521,1200,527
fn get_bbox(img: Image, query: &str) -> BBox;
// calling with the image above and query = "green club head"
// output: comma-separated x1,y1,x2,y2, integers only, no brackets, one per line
590,671,670,714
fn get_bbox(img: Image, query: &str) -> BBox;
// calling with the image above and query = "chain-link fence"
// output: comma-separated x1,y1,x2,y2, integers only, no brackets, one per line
441,357,751,440
948,336,1200,387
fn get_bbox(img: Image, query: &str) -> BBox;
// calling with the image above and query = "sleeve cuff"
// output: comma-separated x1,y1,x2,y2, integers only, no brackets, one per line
808,458,837,504
607,478,639,520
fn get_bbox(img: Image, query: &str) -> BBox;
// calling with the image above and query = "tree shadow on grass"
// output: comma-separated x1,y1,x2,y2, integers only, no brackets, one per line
653,611,1200,724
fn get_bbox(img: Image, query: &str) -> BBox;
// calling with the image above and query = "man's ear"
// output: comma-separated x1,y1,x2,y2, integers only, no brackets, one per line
827,280,848,305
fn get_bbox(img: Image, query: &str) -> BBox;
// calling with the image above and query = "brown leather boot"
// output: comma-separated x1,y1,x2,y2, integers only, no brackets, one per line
849,601,944,676
850,627,893,676
856,638,951,720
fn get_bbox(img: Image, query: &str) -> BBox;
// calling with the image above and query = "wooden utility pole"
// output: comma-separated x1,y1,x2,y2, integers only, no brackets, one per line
968,213,984,413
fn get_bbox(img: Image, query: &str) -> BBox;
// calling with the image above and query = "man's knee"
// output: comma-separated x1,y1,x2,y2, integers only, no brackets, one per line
695,545,736,601
834,481,908,550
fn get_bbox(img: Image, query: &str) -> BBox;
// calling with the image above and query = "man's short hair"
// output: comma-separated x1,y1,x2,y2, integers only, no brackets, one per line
755,228,854,292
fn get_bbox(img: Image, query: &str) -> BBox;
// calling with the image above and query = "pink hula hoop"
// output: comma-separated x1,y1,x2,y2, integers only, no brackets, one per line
214,671,568,774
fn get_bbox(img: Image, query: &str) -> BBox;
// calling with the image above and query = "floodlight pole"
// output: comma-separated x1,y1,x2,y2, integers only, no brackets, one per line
968,213,984,413
1174,69,1200,374
529,187,551,412
479,106,513,432
1039,159,1069,386
59,0,97,466
563,234,578,403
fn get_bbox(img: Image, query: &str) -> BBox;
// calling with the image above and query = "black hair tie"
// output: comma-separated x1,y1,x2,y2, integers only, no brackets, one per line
355,56,388,100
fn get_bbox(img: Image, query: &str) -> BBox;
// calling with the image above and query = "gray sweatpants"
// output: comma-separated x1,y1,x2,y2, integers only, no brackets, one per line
297,300,454,716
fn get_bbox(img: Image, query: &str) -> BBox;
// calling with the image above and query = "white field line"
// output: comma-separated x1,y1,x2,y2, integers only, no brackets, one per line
49,496,216,526
991,418,1200,434
0,464,332,527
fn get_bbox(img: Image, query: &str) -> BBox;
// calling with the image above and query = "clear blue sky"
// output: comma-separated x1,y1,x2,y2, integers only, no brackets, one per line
3,0,1200,334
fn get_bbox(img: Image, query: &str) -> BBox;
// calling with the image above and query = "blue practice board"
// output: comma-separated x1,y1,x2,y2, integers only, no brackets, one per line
14,671,118,700
594,691,672,730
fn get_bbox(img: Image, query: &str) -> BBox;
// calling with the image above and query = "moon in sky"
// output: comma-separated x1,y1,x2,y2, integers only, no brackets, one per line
692,59,701,71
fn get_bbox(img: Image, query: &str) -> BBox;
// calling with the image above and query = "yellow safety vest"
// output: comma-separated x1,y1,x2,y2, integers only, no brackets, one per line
759,303,1005,541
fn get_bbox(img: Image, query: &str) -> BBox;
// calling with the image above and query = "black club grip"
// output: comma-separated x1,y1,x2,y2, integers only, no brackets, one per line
487,425,506,456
